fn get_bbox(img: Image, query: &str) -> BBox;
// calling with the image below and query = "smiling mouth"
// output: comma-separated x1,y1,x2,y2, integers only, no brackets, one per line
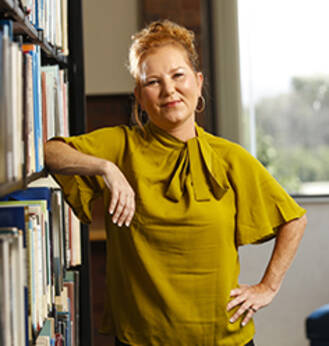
162,100,182,108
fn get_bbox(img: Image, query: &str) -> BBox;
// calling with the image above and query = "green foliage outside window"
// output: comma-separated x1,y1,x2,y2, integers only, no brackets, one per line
255,76,329,194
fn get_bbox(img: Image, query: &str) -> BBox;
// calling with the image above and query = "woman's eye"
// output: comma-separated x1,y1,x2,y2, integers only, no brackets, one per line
146,80,158,86
174,73,184,79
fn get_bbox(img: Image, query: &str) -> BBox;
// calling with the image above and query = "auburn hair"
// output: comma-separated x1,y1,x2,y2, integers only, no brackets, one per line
128,20,200,81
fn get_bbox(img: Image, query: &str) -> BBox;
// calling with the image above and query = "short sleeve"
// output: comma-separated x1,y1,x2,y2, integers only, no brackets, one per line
228,143,306,246
50,126,127,224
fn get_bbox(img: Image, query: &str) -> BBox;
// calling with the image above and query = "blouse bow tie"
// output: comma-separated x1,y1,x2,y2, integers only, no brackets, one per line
164,133,229,203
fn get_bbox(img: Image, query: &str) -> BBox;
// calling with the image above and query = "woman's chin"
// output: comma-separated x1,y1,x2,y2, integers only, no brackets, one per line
160,113,194,127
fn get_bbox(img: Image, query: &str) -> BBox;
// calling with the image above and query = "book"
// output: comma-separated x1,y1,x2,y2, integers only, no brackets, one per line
22,44,44,173
0,233,12,345
0,202,45,337
0,227,26,346
0,29,5,184
23,49,36,176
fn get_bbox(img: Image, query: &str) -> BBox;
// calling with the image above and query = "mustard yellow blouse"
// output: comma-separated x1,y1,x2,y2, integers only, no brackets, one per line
53,122,306,346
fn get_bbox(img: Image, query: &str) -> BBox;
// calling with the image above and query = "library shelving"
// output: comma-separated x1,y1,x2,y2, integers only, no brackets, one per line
0,0,92,345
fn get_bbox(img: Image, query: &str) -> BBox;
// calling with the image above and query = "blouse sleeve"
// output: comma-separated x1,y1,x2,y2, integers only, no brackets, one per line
50,126,127,224
227,143,306,246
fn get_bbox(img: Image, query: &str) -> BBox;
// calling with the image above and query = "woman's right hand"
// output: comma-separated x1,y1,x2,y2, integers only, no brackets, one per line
101,161,136,227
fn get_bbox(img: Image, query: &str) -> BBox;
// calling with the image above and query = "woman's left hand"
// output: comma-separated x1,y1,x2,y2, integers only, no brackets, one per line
227,283,278,327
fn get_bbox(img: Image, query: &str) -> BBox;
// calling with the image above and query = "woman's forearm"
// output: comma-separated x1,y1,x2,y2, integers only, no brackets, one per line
45,139,109,176
45,139,136,227
227,214,307,326
260,214,308,292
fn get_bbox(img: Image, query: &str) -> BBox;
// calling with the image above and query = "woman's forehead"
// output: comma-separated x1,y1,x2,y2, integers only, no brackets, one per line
139,44,192,75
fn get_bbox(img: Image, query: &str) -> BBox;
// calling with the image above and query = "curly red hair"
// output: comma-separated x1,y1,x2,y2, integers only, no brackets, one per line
128,20,200,81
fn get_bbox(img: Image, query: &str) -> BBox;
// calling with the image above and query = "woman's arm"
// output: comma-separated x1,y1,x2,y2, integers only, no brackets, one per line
45,140,135,227
227,214,307,326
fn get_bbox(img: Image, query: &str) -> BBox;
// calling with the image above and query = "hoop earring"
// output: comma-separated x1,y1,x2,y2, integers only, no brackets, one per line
196,95,205,113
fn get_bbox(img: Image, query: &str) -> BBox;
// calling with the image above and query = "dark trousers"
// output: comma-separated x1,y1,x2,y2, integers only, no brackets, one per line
115,337,255,346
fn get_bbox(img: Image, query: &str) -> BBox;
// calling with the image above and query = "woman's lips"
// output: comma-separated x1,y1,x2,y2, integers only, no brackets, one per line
162,100,181,108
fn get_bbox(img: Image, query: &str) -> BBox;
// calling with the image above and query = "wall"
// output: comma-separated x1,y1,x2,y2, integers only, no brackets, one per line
239,199,329,346
82,0,139,95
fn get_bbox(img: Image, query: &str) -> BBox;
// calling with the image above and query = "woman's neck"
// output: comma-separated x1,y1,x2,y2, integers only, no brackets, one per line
151,117,197,142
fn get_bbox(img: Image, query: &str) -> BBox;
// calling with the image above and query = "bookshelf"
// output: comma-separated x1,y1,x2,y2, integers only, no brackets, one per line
0,0,92,345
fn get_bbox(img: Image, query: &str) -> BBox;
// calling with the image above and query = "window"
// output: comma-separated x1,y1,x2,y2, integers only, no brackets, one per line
238,0,329,195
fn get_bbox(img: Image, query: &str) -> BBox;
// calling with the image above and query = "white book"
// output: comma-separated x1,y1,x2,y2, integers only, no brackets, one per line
71,210,81,266
55,0,62,49
10,42,19,181
35,214,44,330
8,231,18,346
24,52,36,175
3,29,13,182
0,228,26,346
0,30,7,183
64,202,71,266
0,235,12,346
16,230,26,346
62,73,69,137
50,0,55,46
16,46,24,181
61,0,69,55
35,335,50,346
41,65,64,137
28,213,38,334
40,66,56,139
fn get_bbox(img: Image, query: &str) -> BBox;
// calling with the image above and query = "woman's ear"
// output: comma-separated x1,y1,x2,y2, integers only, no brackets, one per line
196,72,204,96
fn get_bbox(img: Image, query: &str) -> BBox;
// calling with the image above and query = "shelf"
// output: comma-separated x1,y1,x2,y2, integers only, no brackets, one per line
0,170,48,198
0,0,68,66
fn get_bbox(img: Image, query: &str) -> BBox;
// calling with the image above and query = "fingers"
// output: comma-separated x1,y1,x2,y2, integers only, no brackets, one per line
229,284,249,298
116,194,135,227
102,162,136,228
242,306,257,327
229,300,258,326
110,190,135,227
227,291,248,311
227,283,276,327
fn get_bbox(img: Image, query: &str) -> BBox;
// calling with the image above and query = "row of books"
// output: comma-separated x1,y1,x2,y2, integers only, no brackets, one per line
35,270,80,346
21,0,69,55
0,185,81,346
0,20,69,185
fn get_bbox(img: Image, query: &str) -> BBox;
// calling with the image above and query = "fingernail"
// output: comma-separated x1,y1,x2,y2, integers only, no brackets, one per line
241,322,246,327
229,318,234,323
113,218,117,224
125,221,130,227
118,222,123,227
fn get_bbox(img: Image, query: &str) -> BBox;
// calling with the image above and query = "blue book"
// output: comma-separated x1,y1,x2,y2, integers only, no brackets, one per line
0,205,28,245
1,186,52,210
34,0,45,31
35,45,44,171
0,20,13,40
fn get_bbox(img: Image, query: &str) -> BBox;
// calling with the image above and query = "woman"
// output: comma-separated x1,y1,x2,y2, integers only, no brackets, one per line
46,20,307,346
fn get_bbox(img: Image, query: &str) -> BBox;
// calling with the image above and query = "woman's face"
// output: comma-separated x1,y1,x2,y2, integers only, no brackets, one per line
135,44,203,133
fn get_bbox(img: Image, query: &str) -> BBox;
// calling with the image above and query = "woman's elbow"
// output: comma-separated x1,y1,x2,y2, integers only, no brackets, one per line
299,213,308,228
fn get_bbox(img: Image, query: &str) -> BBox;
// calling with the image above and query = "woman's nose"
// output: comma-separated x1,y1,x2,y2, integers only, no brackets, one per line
161,78,175,96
